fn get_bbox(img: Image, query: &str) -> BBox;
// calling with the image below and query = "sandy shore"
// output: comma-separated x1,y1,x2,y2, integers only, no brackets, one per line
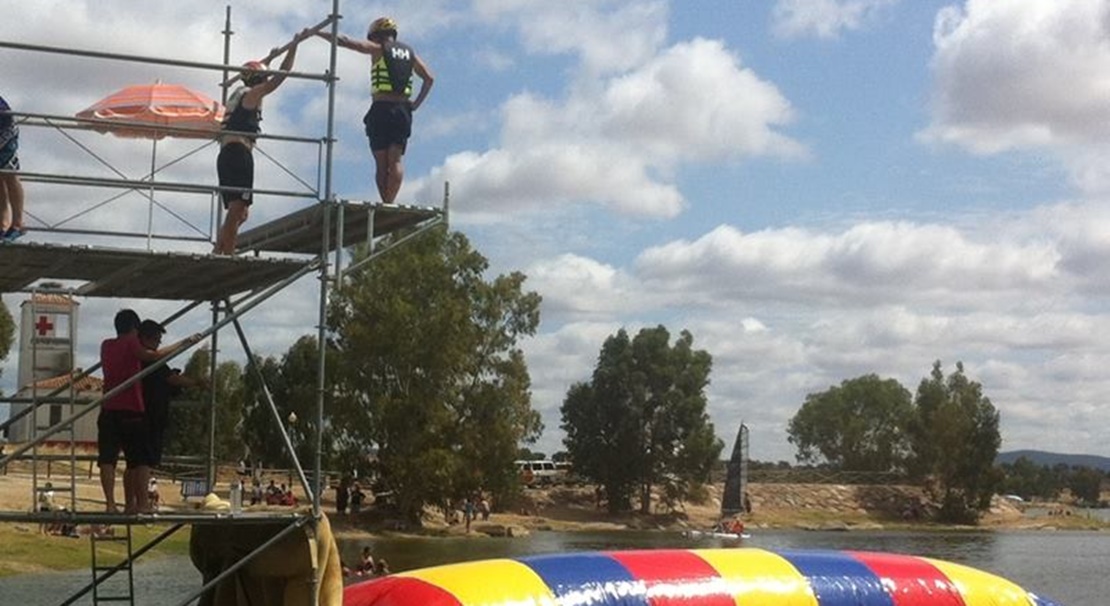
0,461,1101,537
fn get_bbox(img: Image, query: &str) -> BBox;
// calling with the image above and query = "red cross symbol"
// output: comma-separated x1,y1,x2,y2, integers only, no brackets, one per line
34,315,55,336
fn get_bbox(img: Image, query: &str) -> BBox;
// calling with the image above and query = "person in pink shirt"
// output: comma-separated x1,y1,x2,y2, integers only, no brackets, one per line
98,309,199,513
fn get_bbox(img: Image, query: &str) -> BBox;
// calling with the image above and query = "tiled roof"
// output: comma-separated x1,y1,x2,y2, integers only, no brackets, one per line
22,370,102,393
23,293,79,307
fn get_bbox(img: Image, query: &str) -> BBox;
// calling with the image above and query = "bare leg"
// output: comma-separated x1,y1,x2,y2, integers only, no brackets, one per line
99,464,117,512
372,149,390,203
123,467,135,513
214,200,250,255
3,175,23,229
383,145,405,204
127,466,151,513
0,176,10,231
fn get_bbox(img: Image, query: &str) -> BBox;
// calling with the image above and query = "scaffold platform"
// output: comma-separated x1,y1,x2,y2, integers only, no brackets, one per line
236,200,441,255
0,242,312,300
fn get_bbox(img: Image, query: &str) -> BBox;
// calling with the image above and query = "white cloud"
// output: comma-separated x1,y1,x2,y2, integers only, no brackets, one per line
514,201,1110,460
772,0,901,39
634,221,1059,309
412,39,802,220
470,0,668,76
922,0,1110,154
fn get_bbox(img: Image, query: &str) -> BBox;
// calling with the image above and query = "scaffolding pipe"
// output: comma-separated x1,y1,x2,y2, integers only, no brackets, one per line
0,299,206,435
0,260,321,468
60,524,186,606
226,300,313,500
170,516,311,606
0,40,329,82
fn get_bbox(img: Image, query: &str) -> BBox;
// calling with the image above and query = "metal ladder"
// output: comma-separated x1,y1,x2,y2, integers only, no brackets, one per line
27,290,80,522
89,523,135,605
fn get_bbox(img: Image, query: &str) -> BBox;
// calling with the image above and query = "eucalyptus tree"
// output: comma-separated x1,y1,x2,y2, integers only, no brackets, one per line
907,361,1001,523
787,374,913,472
0,301,12,377
328,228,542,523
562,326,722,514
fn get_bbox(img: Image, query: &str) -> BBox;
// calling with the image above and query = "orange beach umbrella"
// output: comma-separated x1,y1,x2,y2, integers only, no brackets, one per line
76,82,224,140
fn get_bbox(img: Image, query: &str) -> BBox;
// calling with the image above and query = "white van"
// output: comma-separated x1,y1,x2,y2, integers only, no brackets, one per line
515,460,562,486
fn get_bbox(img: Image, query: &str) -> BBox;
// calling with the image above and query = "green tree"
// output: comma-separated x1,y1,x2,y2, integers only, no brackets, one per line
240,336,338,472
561,326,723,514
0,300,13,374
999,456,1064,501
161,348,246,462
1067,466,1104,505
787,374,912,472
516,448,546,461
907,361,1002,524
328,228,542,523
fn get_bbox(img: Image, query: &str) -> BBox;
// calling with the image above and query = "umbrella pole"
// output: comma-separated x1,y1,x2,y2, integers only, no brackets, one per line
148,138,157,250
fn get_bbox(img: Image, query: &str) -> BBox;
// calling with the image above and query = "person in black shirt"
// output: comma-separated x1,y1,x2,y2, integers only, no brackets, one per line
214,30,309,254
138,320,205,469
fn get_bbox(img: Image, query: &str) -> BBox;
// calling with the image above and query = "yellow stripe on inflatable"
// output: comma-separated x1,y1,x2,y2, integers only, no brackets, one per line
695,548,820,606
401,558,558,606
925,558,1035,606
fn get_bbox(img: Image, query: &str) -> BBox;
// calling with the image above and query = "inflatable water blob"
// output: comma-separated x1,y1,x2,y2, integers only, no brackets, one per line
344,548,1062,606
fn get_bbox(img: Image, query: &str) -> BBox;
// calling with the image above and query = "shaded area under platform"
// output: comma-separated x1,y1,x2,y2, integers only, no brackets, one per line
236,200,442,255
0,242,313,299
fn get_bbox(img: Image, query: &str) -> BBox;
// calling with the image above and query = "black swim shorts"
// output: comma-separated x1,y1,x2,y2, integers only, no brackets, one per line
364,101,412,152
97,410,154,467
216,141,254,207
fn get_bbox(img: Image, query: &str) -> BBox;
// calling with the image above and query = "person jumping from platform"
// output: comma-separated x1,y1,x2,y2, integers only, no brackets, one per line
0,94,26,242
213,30,308,255
99,310,200,513
314,17,434,204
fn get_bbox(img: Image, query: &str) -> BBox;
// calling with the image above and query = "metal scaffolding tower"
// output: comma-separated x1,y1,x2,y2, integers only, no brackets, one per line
0,2,445,604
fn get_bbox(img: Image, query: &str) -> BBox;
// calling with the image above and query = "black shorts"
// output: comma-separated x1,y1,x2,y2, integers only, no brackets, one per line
0,137,18,171
217,142,254,207
97,410,153,467
364,101,412,152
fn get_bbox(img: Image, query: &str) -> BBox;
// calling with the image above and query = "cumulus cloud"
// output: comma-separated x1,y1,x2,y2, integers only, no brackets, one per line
772,0,901,39
922,0,1110,154
470,0,668,75
412,37,802,220
517,202,1110,459
634,221,1059,309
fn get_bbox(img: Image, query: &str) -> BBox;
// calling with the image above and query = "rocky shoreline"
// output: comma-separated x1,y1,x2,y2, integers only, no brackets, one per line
0,471,1103,541
330,481,1108,539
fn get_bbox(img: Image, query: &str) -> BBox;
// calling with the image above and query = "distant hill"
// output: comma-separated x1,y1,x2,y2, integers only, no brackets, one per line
997,450,1110,472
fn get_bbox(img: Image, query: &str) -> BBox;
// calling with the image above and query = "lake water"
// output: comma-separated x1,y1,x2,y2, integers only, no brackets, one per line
1,529,1106,605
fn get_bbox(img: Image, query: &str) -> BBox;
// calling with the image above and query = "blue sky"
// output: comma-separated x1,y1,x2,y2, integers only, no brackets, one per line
3,0,1110,463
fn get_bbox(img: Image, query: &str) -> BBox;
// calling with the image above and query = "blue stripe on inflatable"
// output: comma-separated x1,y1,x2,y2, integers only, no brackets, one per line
1031,593,1065,606
778,549,895,606
518,552,648,606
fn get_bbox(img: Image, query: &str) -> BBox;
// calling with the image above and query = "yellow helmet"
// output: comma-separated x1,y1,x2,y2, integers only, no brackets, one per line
368,17,398,39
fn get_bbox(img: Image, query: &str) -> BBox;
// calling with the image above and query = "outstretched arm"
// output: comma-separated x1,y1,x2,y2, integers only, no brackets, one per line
133,333,203,363
314,30,381,57
240,29,309,110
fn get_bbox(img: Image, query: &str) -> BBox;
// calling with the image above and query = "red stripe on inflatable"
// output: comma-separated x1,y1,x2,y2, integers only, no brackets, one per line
608,550,735,606
849,551,967,606
343,576,465,606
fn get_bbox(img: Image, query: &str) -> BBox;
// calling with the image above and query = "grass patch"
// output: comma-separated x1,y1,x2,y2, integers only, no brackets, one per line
0,524,192,578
